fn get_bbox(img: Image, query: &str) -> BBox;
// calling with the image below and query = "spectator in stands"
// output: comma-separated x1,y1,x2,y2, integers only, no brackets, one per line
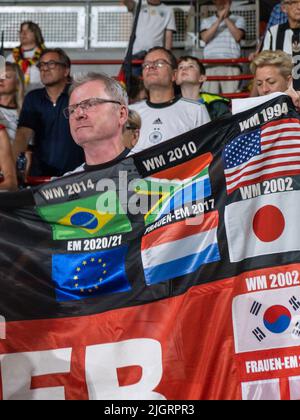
250,50,293,96
0,62,25,143
248,2,288,63
63,72,129,174
176,55,231,120
13,48,84,177
0,126,17,191
262,0,300,90
122,109,141,149
267,2,288,29
130,47,210,153
123,0,176,75
200,0,246,94
7,21,46,92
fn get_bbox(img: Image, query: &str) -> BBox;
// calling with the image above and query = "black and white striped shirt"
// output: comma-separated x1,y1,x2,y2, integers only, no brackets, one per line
262,23,300,89
263,23,299,54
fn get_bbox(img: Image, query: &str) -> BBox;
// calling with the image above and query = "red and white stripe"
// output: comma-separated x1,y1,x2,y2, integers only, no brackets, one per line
225,119,300,194
142,211,219,268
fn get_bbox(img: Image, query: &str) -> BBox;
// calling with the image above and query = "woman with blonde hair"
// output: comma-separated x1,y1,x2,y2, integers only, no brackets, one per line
0,62,25,143
123,109,141,149
250,50,293,96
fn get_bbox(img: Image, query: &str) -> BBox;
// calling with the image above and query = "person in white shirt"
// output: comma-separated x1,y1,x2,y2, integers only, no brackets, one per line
130,47,211,153
200,0,246,94
0,62,25,143
123,0,176,56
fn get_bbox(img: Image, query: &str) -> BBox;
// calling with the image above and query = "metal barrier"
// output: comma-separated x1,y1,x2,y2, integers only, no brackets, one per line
0,1,259,50
26,176,51,186
0,2,200,50
71,57,253,96
0,5,86,49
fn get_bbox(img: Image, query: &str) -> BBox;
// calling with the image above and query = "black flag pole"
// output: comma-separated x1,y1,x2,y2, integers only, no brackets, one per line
0,31,5,80
120,0,142,93
0,31,4,57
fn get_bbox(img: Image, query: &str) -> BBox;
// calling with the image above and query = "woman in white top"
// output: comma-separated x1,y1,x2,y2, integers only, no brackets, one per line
6,21,45,92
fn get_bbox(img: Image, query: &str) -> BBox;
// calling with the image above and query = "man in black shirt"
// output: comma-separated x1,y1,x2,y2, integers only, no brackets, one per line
13,48,84,177
262,0,300,90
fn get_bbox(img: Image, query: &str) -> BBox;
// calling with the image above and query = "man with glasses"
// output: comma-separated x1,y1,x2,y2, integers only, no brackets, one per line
62,72,129,175
263,0,300,89
13,48,84,177
130,47,210,153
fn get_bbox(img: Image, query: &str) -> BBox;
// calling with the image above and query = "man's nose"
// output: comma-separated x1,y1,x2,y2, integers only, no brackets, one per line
74,106,87,119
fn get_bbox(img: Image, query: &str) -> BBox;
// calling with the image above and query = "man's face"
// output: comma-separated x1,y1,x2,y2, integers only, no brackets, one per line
38,52,69,87
176,59,206,86
282,0,300,23
142,50,176,91
255,65,291,96
213,0,231,10
69,80,127,147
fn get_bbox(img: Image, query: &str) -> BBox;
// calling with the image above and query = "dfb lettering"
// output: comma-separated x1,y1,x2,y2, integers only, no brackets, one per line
0,348,72,400
85,339,165,400
0,339,165,400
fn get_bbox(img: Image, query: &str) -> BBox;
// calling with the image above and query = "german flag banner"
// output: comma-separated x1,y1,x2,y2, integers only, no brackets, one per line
1,95,300,400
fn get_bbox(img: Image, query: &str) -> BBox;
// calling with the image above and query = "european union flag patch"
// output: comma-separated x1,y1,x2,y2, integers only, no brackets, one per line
52,246,130,302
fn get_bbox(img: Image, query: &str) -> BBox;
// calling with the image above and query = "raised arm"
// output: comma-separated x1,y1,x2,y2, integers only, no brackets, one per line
200,18,222,44
165,29,173,50
224,17,245,43
122,0,136,12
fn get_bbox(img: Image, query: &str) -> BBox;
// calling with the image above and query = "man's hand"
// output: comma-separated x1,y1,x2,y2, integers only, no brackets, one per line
218,5,230,21
122,0,135,12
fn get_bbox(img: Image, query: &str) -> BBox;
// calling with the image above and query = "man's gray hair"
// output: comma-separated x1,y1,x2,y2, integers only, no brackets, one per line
70,72,128,106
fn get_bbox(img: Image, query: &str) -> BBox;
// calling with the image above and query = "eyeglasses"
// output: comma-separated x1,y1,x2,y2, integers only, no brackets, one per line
36,60,66,70
63,97,122,119
142,59,172,71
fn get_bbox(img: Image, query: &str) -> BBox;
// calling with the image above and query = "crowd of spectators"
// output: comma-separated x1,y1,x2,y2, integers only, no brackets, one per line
0,0,299,191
